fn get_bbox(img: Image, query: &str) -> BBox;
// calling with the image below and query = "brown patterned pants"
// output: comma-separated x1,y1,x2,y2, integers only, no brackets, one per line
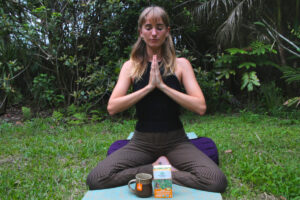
86,129,227,192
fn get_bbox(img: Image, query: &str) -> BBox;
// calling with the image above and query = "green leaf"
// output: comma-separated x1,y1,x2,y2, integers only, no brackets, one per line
252,80,260,86
51,12,62,18
242,73,250,82
247,83,253,91
32,6,46,13
215,54,235,65
229,70,236,76
270,48,277,54
254,21,265,27
225,72,230,79
241,81,248,90
241,71,261,91
226,48,248,55
241,73,249,90
249,71,260,86
238,62,256,69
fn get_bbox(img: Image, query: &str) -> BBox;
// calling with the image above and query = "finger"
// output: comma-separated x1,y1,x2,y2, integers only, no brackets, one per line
149,61,156,82
153,55,158,69
151,55,156,70
153,54,157,63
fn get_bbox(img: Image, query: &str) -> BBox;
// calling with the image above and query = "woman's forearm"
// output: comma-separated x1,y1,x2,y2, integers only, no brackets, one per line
107,85,153,115
160,84,206,115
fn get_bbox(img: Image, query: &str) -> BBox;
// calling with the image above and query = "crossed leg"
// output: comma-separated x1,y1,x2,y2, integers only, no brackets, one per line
86,141,156,190
163,142,227,193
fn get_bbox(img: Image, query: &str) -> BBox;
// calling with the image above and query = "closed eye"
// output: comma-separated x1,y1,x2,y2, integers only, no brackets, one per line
156,24,165,30
145,24,152,30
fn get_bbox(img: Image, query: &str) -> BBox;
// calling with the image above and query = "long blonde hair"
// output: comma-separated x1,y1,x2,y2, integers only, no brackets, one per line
130,6,176,80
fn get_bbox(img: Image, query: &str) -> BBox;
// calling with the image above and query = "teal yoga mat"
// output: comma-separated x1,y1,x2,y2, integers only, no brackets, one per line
82,132,222,199
127,131,198,140
82,184,222,200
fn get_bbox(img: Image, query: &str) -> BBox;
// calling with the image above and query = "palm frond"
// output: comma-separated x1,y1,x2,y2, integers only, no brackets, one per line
194,0,235,22
216,0,245,45
283,97,300,108
194,0,261,46
276,65,300,84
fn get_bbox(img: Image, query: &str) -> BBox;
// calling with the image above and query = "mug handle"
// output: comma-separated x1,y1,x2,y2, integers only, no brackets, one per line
128,179,137,194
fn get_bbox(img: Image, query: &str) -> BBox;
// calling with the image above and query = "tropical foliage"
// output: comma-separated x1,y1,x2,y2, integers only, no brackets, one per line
215,41,278,92
0,0,299,114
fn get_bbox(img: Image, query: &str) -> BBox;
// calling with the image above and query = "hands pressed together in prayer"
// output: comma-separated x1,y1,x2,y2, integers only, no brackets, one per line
148,55,165,91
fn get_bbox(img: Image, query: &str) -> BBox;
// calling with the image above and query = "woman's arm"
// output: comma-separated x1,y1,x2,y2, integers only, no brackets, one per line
107,60,155,115
156,58,206,115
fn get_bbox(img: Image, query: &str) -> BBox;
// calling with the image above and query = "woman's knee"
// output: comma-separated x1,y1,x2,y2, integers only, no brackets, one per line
194,167,228,193
86,167,111,190
209,173,228,193
86,171,100,190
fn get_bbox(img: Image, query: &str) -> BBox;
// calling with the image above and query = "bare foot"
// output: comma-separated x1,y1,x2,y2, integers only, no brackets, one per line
152,156,179,172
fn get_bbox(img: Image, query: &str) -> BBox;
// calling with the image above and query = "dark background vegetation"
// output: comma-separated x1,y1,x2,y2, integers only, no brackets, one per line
0,0,299,119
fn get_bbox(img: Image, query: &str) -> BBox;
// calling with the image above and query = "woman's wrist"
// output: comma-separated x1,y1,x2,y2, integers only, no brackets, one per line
146,84,155,92
157,82,167,91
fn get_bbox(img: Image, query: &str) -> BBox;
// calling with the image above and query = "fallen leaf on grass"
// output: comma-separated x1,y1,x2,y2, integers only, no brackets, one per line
0,157,14,165
15,121,24,126
280,196,287,200
78,139,82,144
225,149,233,154
14,180,21,186
260,193,277,200
101,130,110,134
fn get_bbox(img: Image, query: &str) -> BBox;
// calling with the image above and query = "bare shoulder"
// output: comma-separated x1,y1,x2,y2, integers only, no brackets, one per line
119,60,135,83
176,57,193,75
119,60,133,77
176,57,193,70
122,60,133,71
176,57,191,65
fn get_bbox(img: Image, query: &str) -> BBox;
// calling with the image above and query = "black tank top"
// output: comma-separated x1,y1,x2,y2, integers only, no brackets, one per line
133,62,183,132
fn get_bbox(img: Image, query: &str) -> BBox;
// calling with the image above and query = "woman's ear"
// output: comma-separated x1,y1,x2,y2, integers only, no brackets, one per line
138,28,142,38
166,26,171,36
139,30,144,39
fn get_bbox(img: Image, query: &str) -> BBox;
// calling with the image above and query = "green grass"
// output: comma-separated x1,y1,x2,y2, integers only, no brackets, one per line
0,112,299,200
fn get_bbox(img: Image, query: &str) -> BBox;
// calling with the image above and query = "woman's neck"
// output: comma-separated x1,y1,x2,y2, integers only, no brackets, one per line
146,47,162,62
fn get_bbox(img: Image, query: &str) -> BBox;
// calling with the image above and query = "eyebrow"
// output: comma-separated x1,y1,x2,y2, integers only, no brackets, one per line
144,23,165,26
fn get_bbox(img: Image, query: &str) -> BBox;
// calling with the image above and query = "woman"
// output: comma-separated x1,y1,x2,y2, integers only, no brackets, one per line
86,6,227,192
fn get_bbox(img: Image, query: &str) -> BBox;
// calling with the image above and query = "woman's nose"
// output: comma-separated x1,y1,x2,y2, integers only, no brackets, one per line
151,28,157,36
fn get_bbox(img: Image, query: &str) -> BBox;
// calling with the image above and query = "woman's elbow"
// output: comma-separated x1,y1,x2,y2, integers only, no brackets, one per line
197,104,206,116
107,104,116,116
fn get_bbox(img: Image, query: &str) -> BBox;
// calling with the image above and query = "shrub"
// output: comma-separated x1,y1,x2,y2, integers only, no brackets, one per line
31,74,64,108
22,106,32,121
194,67,235,113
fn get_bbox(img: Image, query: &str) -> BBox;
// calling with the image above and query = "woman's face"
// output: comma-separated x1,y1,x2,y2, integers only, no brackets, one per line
140,15,170,51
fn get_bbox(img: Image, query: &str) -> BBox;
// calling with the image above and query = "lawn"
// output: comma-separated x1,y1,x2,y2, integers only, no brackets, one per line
0,112,299,200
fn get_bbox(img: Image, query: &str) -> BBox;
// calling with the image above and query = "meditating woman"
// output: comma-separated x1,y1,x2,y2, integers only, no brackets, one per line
86,5,227,192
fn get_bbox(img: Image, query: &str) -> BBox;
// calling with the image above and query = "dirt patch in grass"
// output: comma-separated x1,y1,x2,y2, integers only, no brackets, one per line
0,157,14,165
0,106,52,124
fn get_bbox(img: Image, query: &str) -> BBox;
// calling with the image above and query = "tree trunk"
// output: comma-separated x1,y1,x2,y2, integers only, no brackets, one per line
0,94,8,115
276,0,287,66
